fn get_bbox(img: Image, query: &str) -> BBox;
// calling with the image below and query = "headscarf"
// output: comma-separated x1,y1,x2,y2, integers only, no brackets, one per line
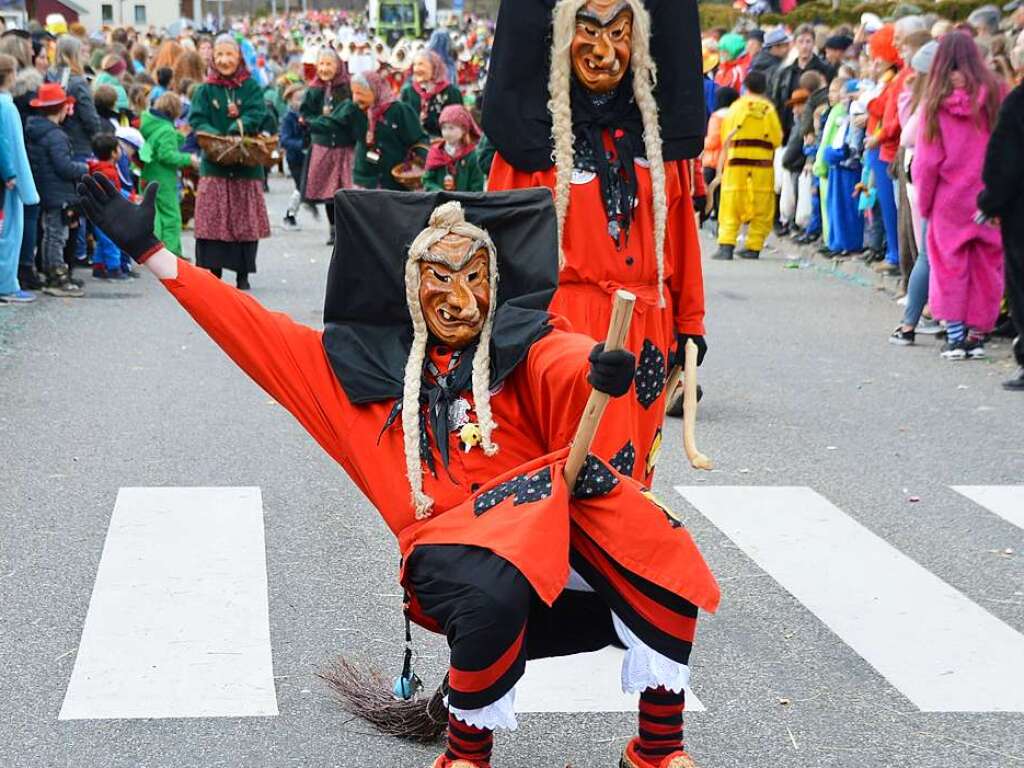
205,35,251,88
427,29,458,83
308,45,350,100
412,50,450,123
425,104,482,170
354,71,397,146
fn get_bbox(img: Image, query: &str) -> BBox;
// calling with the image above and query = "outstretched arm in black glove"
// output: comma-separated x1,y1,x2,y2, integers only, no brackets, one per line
587,342,636,397
77,173,178,277
671,333,707,368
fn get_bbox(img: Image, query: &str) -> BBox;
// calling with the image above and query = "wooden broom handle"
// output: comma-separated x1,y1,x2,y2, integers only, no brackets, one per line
682,340,713,470
563,289,636,489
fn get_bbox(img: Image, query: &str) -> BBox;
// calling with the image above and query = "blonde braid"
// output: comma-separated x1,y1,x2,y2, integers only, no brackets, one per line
402,258,434,519
547,0,587,268
470,249,500,457
626,0,669,308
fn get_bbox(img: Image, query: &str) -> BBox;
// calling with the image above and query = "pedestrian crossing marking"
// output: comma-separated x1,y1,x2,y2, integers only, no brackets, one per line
675,485,1024,713
518,648,705,713
951,485,1024,531
59,487,278,720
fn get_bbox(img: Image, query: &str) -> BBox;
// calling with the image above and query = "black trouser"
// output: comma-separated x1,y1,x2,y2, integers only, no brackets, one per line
1003,224,1024,367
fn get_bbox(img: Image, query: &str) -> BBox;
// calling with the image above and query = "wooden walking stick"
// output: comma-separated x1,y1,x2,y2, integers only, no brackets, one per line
563,289,636,489
681,340,712,470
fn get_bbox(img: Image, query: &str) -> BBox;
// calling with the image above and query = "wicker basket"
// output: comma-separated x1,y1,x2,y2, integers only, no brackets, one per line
196,131,279,168
391,150,428,190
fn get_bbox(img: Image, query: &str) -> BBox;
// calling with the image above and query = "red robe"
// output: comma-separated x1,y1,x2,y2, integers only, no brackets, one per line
162,262,718,622
488,151,705,485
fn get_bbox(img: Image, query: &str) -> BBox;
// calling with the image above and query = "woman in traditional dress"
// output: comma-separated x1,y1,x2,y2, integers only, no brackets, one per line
299,46,353,246
399,50,462,138
345,71,428,191
189,34,270,291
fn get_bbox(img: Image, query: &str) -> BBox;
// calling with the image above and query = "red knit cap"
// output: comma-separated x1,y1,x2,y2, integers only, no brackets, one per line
868,24,902,65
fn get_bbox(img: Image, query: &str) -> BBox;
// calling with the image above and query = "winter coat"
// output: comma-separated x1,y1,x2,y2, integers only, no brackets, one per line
749,50,783,82
913,87,1004,331
422,145,485,192
770,54,832,136
300,87,354,149
978,82,1024,285
782,86,829,172
399,81,462,136
189,77,268,180
300,86,353,148
93,71,130,112
140,109,193,186
45,67,103,156
25,115,88,210
340,100,428,190
278,108,307,173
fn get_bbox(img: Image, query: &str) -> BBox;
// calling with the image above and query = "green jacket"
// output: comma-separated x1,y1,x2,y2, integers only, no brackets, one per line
813,103,845,179
94,71,130,112
342,101,428,191
139,110,193,185
189,77,267,180
422,147,485,192
399,82,462,136
300,87,354,149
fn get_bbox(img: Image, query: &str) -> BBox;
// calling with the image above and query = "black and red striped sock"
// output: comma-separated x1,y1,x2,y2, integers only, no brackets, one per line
445,712,493,767
637,686,685,761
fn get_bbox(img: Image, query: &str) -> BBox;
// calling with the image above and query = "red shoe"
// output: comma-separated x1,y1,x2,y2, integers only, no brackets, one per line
619,737,698,768
431,756,488,768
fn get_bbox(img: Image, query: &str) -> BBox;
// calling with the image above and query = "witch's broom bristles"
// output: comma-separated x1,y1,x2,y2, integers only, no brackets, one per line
317,657,449,744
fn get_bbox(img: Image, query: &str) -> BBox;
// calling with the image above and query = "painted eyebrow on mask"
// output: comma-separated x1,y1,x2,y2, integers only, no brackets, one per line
575,2,632,27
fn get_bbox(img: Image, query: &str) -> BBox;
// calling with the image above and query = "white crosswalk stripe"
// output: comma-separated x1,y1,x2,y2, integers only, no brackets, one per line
951,485,1024,531
675,485,1024,713
60,487,278,720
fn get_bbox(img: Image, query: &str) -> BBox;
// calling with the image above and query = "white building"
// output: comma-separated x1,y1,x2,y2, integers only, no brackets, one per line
74,0,181,32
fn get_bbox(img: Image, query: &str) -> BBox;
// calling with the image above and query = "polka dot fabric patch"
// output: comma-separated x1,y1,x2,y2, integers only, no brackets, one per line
609,441,636,477
572,455,620,500
473,467,554,516
634,339,667,409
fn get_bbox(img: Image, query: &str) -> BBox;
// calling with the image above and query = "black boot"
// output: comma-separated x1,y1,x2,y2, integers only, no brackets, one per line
236,272,251,291
18,264,45,291
326,226,336,246
713,244,734,260
739,249,760,259
1003,367,1024,392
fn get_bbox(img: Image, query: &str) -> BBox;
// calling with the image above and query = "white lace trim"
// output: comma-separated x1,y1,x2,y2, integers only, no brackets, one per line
612,613,691,694
447,687,519,731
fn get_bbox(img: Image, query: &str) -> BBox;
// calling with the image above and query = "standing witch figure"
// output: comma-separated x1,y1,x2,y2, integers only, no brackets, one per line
189,34,270,290
75,178,720,768
485,0,708,485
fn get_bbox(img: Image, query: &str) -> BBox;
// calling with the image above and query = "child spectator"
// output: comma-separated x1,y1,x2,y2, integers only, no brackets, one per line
279,83,307,228
422,104,484,192
95,54,130,113
86,132,127,279
140,91,198,257
92,83,119,132
25,81,87,296
149,66,172,106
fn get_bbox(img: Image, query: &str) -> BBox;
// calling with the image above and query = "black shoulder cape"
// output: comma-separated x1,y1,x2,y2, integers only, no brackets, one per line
481,0,706,171
322,188,560,404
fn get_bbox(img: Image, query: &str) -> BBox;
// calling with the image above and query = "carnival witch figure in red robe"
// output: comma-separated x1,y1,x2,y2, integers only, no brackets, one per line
485,0,708,483
76,175,719,768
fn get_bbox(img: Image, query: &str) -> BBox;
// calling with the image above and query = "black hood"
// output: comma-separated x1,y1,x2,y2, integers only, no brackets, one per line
481,0,705,172
322,188,560,404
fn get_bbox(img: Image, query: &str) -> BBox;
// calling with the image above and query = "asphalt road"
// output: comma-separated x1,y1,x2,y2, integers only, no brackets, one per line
1,177,1021,768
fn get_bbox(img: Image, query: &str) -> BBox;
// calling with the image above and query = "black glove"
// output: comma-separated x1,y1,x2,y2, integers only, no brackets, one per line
76,173,162,263
587,343,635,397
692,195,707,214
672,334,707,368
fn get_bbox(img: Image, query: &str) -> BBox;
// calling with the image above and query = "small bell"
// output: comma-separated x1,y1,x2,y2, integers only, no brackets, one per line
392,670,423,701
443,173,456,191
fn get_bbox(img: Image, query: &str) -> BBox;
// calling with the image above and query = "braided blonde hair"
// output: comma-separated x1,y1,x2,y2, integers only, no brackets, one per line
402,202,500,518
547,0,668,307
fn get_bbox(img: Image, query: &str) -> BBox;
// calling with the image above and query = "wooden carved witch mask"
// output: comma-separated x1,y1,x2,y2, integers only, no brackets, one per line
571,0,634,94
